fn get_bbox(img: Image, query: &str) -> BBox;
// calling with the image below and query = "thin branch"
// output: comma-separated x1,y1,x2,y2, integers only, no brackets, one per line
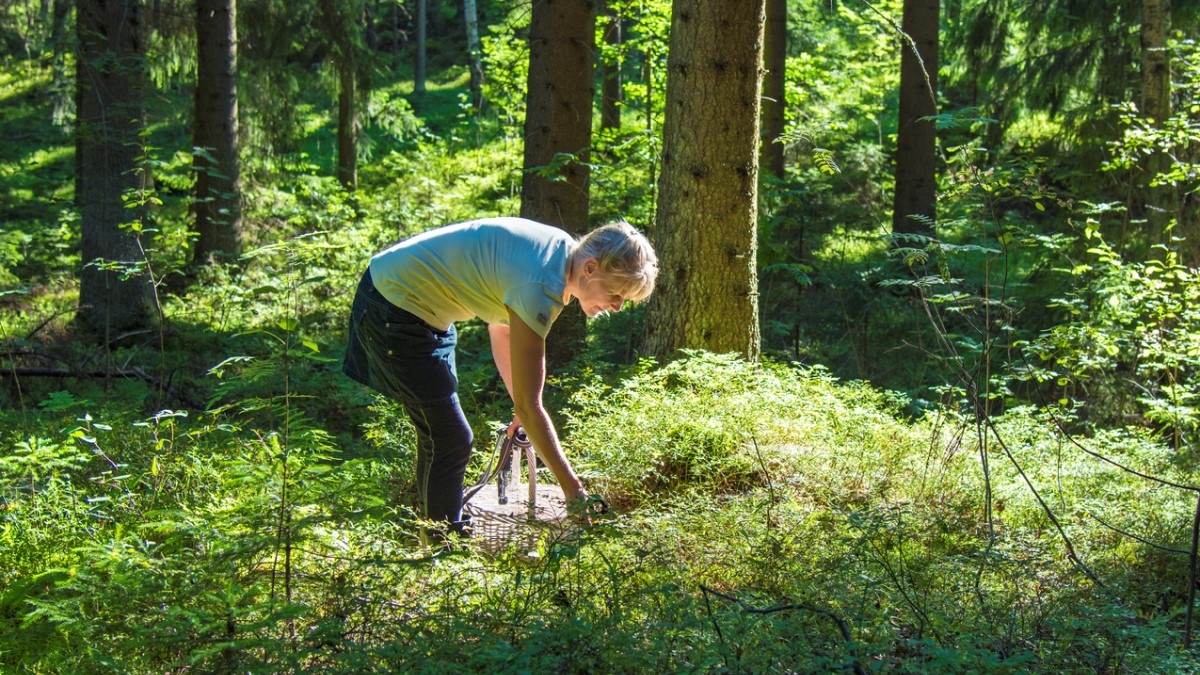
987,422,1102,587
1086,511,1189,555
749,436,776,529
1186,495,1200,648
699,584,867,675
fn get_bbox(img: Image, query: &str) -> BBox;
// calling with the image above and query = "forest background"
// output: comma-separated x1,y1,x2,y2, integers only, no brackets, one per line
3,0,1200,671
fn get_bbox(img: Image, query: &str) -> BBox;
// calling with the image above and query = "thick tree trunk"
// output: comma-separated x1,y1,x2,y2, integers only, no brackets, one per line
642,0,765,362
891,0,939,238
599,0,622,130
760,0,786,178
76,0,155,335
520,0,597,368
192,0,243,263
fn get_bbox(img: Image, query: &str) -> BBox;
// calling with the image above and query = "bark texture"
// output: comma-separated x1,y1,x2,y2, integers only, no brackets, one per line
760,0,786,178
891,0,939,237
642,0,765,361
76,0,155,334
599,0,622,130
521,0,597,368
192,0,243,262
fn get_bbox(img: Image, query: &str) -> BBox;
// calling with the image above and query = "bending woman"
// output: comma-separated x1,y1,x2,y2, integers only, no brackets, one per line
343,217,658,542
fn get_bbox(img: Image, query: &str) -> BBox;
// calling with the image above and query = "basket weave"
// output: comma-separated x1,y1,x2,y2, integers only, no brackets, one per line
464,481,570,555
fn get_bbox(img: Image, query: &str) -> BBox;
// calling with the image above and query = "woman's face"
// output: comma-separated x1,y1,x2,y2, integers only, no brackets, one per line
576,268,626,318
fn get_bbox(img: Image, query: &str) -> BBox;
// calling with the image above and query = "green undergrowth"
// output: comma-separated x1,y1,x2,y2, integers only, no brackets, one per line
5,27,1200,674
4,350,1200,672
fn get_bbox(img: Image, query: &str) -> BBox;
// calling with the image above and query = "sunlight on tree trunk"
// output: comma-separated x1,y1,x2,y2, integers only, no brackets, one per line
463,0,484,111
415,0,427,94
643,0,765,362
599,0,622,130
1140,0,1173,244
1140,0,1170,125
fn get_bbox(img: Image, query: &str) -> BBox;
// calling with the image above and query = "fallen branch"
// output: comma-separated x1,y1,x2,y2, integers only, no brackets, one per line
2,366,205,410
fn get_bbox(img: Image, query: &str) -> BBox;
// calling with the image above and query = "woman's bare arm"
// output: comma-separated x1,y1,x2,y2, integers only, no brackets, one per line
503,307,586,503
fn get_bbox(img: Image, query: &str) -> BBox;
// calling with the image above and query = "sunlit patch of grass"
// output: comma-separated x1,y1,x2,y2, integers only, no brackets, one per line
1004,110,1064,149
810,223,889,266
0,64,52,109
427,65,472,91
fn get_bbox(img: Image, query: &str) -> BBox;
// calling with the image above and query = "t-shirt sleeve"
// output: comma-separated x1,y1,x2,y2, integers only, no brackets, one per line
504,282,563,339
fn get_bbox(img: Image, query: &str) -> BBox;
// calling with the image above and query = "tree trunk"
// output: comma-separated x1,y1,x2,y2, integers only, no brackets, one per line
365,0,378,51
642,0,765,362
1141,0,1173,245
337,59,358,191
599,0,622,130
520,0,597,368
891,0,939,238
463,0,484,111
76,0,155,335
192,0,243,264
318,0,360,191
415,0,427,94
760,0,786,178
48,0,73,126
1141,0,1171,125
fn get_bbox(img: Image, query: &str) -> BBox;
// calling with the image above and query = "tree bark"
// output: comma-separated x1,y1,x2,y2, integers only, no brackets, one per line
1140,0,1170,125
192,0,243,264
1140,0,1173,246
760,0,786,178
463,0,484,110
415,0,427,94
642,0,765,362
891,0,939,238
599,0,622,130
318,0,360,191
76,0,155,335
337,59,358,191
520,0,597,368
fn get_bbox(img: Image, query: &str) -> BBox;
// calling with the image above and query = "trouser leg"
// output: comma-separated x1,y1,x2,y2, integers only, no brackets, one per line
342,269,474,542
408,398,474,536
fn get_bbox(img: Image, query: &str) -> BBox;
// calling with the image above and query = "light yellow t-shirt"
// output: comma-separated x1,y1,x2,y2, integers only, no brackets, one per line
368,217,574,338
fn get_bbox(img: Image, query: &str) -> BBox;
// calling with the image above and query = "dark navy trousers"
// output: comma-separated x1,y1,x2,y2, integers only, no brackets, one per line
343,270,474,532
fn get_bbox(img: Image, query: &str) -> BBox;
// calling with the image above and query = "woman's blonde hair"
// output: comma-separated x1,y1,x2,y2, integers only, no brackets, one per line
574,221,658,303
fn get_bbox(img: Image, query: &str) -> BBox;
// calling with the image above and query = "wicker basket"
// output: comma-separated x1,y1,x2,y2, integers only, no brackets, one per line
464,481,571,556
